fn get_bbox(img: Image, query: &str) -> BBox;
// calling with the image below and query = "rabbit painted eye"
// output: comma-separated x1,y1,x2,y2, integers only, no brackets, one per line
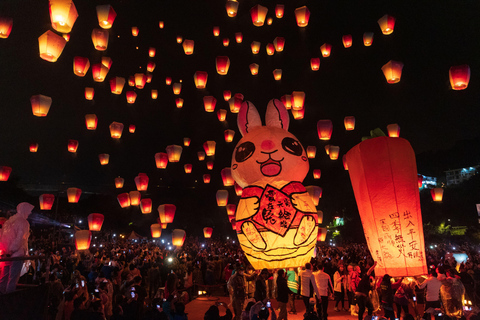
282,137,303,156
235,141,255,162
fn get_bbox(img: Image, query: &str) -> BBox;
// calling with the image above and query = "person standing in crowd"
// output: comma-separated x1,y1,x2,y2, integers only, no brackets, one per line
347,264,360,315
440,268,465,318
148,263,161,299
255,269,269,302
314,263,334,320
228,265,247,320
379,274,403,320
245,265,256,299
355,261,376,320
286,268,298,315
299,263,320,314
417,269,442,320
276,269,290,320
333,264,348,312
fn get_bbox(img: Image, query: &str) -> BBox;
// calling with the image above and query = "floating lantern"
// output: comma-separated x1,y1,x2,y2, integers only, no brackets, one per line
101,56,112,69
235,32,243,43
38,30,67,62
266,43,275,55
161,223,167,229
249,63,259,75
67,187,81,203
128,76,135,86
175,98,184,108
223,90,232,101
305,147,316,159
203,96,217,112
226,0,239,17
313,169,321,179
250,4,268,27
216,190,228,206
418,175,423,188
273,37,285,52
172,83,182,95
134,173,149,191
148,47,156,58
310,58,320,71
325,145,330,155
203,174,211,183
75,230,92,250
129,191,141,206
203,227,213,238
275,4,284,18
39,194,55,210
159,21,164,28
67,140,78,153
194,71,208,89
281,95,292,110
109,77,125,94
291,108,305,120
129,125,135,133
217,109,227,121
84,114,98,131
251,41,260,54
141,199,152,214
329,146,340,160
343,155,348,170
0,17,13,38
342,35,353,48
387,123,400,137
109,122,124,139
29,143,38,153
30,95,52,117
126,91,137,104
73,57,90,76
147,62,156,72
131,26,139,36
291,91,305,111
176,35,183,43
431,188,444,202
183,138,191,147
320,43,332,57
213,26,220,36
91,28,109,51
115,177,124,188
203,141,216,156
182,39,194,55
273,69,282,80
158,204,176,223
223,38,230,47
216,56,230,75
151,90,158,99
267,18,273,25
62,33,70,41
198,151,206,161
226,204,236,216
295,6,310,27
344,116,355,131
207,161,214,170
146,75,152,85
184,164,192,173
449,65,470,90
234,182,243,196
155,152,169,169
117,193,130,208
0,166,12,181
151,224,161,238
221,167,235,186
224,129,235,143
134,73,147,89
346,136,428,277
98,153,109,165
229,97,242,113
306,185,322,206
363,32,374,46
49,0,78,33
172,229,186,246
85,87,94,100
88,213,104,231
166,77,172,85
377,14,396,35
317,119,333,140
317,211,324,224
317,227,327,242
382,60,404,84
166,145,182,162
91,63,109,82
96,4,116,29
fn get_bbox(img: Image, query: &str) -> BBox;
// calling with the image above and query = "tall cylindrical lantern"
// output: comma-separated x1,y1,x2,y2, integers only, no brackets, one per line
38,30,67,62
172,229,186,246
88,213,104,231
96,4,116,29
49,0,78,33
75,230,92,250
166,145,182,162
281,95,292,110
449,65,470,90
213,26,220,36
216,190,228,206
151,224,162,238
275,4,284,18
317,227,327,242
382,60,404,84
317,120,333,140
39,194,55,210
235,32,243,43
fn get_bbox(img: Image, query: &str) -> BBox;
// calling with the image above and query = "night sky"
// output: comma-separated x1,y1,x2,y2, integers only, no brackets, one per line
0,0,479,235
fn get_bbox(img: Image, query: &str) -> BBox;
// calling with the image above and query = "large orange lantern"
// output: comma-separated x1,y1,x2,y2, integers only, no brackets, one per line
216,56,230,75
158,204,176,223
134,73,147,89
203,174,211,184
207,161,214,170
251,41,261,54
166,145,182,162
98,153,109,165
39,194,55,210
73,57,90,76
203,96,216,112
342,35,353,48
126,91,137,104
85,87,94,100
29,143,39,153
275,4,284,18
306,146,316,159
184,164,192,173
38,30,67,62
295,6,310,27
30,95,52,117
249,63,259,75
221,167,235,186
449,65,470,90
67,139,78,153
49,0,78,33
115,177,124,188
313,169,321,179
129,191,141,206
235,32,243,43
431,188,444,202
203,141,216,156
273,69,282,81
213,26,220,36
363,32,374,46
378,14,396,35
172,229,186,246
0,17,13,38
291,91,305,110
250,4,268,27
320,43,332,57
67,187,81,203
172,83,182,95
344,116,355,130
117,193,130,208
306,186,322,206
194,71,208,89
182,39,194,55
225,0,239,17
88,213,104,231
0,166,12,181
216,190,228,206
329,146,340,160
387,123,400,137
203,227,213,238
91,28,109,51
151,224,162,238
382,60,404,84
317,119,333,140
109,122,124,139
198,151,206,161
109,77,125,94
311,58,320,71
346,136,427,277
134,173,149,191
75,230,92,250
224,129,235,143
217,109,227,121
140,199,152,214
155,152,168,169
92,63,109,82
96,4,116,29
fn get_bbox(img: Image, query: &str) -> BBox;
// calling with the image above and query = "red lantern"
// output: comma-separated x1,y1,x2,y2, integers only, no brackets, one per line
158,204,176,223
249,63,259,75
250,4,268,27
203,174,211,184
291,91,305,110
223,38,230,47
344,116,355,131
431,188,444,202
310,58,320,71
203,227,213,238
91,28,109,51
317,119,333,140
161,223,167,229
317,227,327,242
197,151,206,161
134,73,147,89
129,191,141,206
85,114,98,130
203,141,216,156
221,168,234,186
88,213,104,231
387,124,400,138
203,96,217,112
306,146,316,159
131,26,139,36
91,63,109,82
224,129,235,143
126,91,137,104
175,98,184,109
172,229,186,246
320,43,332,57
129,125,136,133
134,173,149,191
182,39,194,55
155,152,168,169
96,4,116,29
342,34,353,48
449,65,470,90
217,109,227,121
129,77,135,86
29,143,39,153
85,88,94,100
343,155,349,170
117,193,131,208
165,77,172,85
295,6,310,27
251,41,261,54
98,154,109,165
115,177,124,188
173,83,182,95
148,47,156,58
216,190,228,206
213,26,220,36
109,122,124,139
184,164,192,173
226,0,239,17
266,43,275,56
73,57,90,77
313,169,321,179
223,90,232,101
234,182,243,196
275,4,284,18
377,14,396,35
68,139,79,153
216,56,230,75
147,62,156,72
166,145,182,162
235,32,243,43
382,60,404,84
141,199,152,214
151,224,162,238
0,17,13,38
67,187,81,203
273,69,282,81
273,37,285,52
194,71,208,89
281,95,292,110
306,186,323,206
363,32,374,46
75,230,92,250
329,146,340,160
418,175,423,188
207,161,214,170
151,90,158,99
110,77,125,94
39,194,54,210
229,97,242,113
0,166,12,181
30,95,52,117
226,204,236,216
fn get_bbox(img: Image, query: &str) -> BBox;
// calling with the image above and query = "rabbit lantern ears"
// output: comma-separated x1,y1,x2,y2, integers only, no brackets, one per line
238,99,289,136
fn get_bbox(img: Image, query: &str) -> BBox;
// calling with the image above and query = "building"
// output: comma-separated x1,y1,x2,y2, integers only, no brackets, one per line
445,165,479,186
419,174,437,189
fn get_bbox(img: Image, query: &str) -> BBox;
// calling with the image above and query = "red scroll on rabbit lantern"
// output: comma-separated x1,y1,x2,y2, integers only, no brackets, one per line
231,99,318,270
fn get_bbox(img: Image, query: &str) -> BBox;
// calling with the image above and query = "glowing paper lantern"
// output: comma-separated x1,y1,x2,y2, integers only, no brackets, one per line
273,69,282,81
62,33,70,41
273,37,285,52
382,60,404,84
207,161,214,170
151,90,158,99
267,18,273,25
203,227,213,238
92,63,109,82
216,56,230,75
234,182,243,196
96,4,116,29
91,28,109,51
213,26,220,36
184,164,192,173
129,125,135,133
227,204,237,216
131,26,139,36
75,230,91,250
378,14,396,35
161,223,167,229
98,153,109,165
67,187,81,203
344,116,355,130
155,153,168,169
30,95,52,117
275,5,284,18
203,141,216,156
249,63,259,75
306,186,322,206
329,146,340,160
317,211,324,224
216,190,228,206
295,6,310,27
223,90,232,101
250,4,268,27
88,213,104,231
325,145,330,155
346,136,428,277
310,58,320,71
291,108,305,120
221,168,235,186
203,96,217,112
115,177,124,188
266,44,275,55
166,145,182,162
172,229,186,246
109,122,124,139
418,175,423,188
126,91,137,104
203,174,211,184
67,140,78,153
0,17,13,38
306,146,316,159
431,188,444,202
291,91,305,111
224,129,235,143
182,39,194,55
320,43,332,57
29,143,38,153
317,227,327,242
223,38,230,47
281,95,292,110
235,32,243,43
176,36,183,43
109,77,125,94
217,109,227,121
194,71,208,89
151,224,161,238
148,47,156,58
73,57,90,76
141,199,152,214
225,0,239,17
387,124,400,137
342,35,352,48
0,166,12,181
49,0,78,33
449,65,470,90
101,57,112,69
158,204,176,223
38,30,66,62
134,73,146,89
229,97,242,113
134,173,149,191
251,41,261,54
317,120,333,140
198,152,206,161
129,191,141,206
183,138,191,147
363,32,374,46
147,62,156,72
172,83,182,95
159,21,164,28
117,193,130,208
343,155,348,170
175,98,184,108
313,169,321,179
85,88,94,100
39,194,54,210
146,74,152,83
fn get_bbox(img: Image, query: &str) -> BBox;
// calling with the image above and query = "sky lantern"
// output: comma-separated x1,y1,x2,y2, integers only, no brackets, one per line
223,90,232,101
85,88,94,100
155,152,169,169
431,188,444,202
216,56,230,75
343,155,349,170
317,211,324,224
203,227,213,238
382,60,404,84
96,4,116,29
310,58,320,71
159,21,164,28
146,75,152,85
62,33,70,42
91,63,109,82
151,90,158,99
91,28,108,51
313,169,321,179
329,146,340,160
221,167,235,186
131,26,139,36
183,137,191,147
194,71,208,89
29,143,39,153
115,177,124,188
449,65,470,90
158,204,176,223
67,139,78,153
39,194,54,210
182,39,194,55
129,124,135,133
129,191,141,206
117,193,130,208
166,145,182,162
251,41,260,54
291,108,305,120
176,35,183,43
217,109,227,121
172,83,182,95
363,32,374,46
417,175,423,188
207,161,214,170
230,96,242,113
320,43,332,57
75,230,91,250
346,136,428,277
378,14,396,35
184,164,193,173
85,114,98,130
295,6,310,27
134,173,149,191
280,95,292,110
291,91,305,110
49,0,78,33
387,123,400,137
0,17,13,38
226,204,236,216
317,227,327,242
223,38,230,47
224,129,235,143
216,190,228,206
306,186,323,206
140,199,152,214
267,18,273,25
38,30,66,62
160,223,167,229
266,43,275,55
275,4,284,18
172,229,186,246
109,122,124,139
0,166,12,181
67,187,82,203
98,153,109,165
30,95,52,117
203,96,217,112
73,57,90,76
325,145,330,155
203,141,216,156
126,91,137,104
134,73,147,89
342,34,353,48
88,213,104,231
101,56,112,69
148,47,156,57
250,4,268,27
213,26,220,36
203,174,211,183
234,182,243,196
317,119,333,140
344,116,355,130
249,63,259,75
197,151,206,161
306,146,316,159
151,224,161,238
175,98,184,108
235,32,243,43
128,76,135,86
225,0,239,17
273,69,282,81
147,62,156,72
109,77,125,94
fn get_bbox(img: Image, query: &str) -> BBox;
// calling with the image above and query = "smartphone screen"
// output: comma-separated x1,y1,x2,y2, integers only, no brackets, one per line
131,292,135,298
413,297,416,301
266,301,271,308
81,280,85,287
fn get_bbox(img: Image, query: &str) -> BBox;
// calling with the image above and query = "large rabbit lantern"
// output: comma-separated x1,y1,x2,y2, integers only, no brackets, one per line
231,99,318,269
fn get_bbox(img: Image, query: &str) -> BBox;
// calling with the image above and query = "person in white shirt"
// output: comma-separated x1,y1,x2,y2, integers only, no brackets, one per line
314,263,334,320
299,263,320,314
418,270,442,320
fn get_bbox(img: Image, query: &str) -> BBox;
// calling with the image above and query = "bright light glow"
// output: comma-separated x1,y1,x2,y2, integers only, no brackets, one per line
79,220,82,223
113,234,116,237
227,237,229,240
168,246,172,250
168,257,173,262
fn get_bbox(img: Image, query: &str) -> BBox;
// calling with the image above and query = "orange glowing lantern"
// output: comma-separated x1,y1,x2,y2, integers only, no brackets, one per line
98,153,109,165
295,6,310,27
158,204,176,223
176,35,183,43
203,96,217,112
281,95,292,110
216,190,228,206
75,230,92,250
342,35,353,48
131,26,139,36
140,199,152,214
148,47,156,58
175,98,184,108
207,161,214,170
306,146,316,159
313,169,321,179
291,91,305,111
146,74,153,84
221,167,234,186
49,0,78,33
317,119,333,140
151,90,158,99
101,56,112,69
203,174,211,184
226,204,236,216
30,95,52,117
155,152,169,169
109,122,124,139
147,62,156,72
203,227,213,238
134,173,149,191
291,108,305,120
151,224,161,238
344,116,355,131
38,30,67,62
317,227,327,242
0,166,12,181
161,223,167,229
251,41,261,54
183,138,191,147
250,63,259,75
275,4,284,18
329,146,340,160
73,57,90,76
317,211,324,224
216,56,230,75
320,43,332,57
226,0,239,17
172,229,186,246
67,187,82,203
387,123,400,137
310,58,320,71
229,97,242,113
342,154,349,170
172,83,182,95
88,213,104,231
91,63,109,82
217,109,227,121
182,39,194,55
129,191,141,206
128,76,135,86
166,145,182,162
194,71,208,89
159,21,164,28
223,90,232,101
96,4,116,29
129,125,135,133
235,32,243,43
203,141,216,156
267,18,273,25
126,91,137,104
325,145,330,155
39,194,55,210
62,33,70,41
29,143,38,153
0,17,13,38
378,14,396,35
117,193,130,208
67,139,78,153
84,114,99,131
449,65,470,90
213,26,220,36
224,129,235,143
306,185,322,206
250,4,268,26
234,182,243,196
363,32,374,46
418,175,423,188
115,177,124,188
109,77,125,94
381,60,404,84
273,69,282,81
266,43,275,55
198,151,206,161
85,87,94,100
91,28,109,51
431,188,444,202
134,73,146,89
223,38,230,47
